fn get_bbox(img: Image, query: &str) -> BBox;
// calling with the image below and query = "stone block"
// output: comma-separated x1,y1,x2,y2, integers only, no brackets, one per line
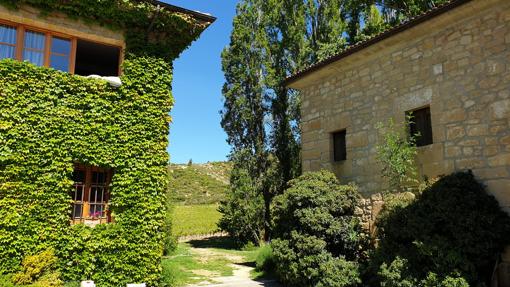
417,144,444,162
472,167,509,179
445,146,462,157
466,124,488,136
486,179,510,206
441,108,466,123
455,158,486,169
489,99,510,119
488,153,510,167
347,132,368,148
446,126,465,140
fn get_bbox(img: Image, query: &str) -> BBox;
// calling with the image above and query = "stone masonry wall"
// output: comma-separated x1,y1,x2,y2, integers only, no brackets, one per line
300,0,510,221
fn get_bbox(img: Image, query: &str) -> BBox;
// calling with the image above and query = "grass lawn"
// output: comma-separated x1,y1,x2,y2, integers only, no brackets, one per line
172,204,222,237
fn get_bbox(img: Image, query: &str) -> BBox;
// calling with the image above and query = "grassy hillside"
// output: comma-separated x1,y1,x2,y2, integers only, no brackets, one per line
168,162,231,205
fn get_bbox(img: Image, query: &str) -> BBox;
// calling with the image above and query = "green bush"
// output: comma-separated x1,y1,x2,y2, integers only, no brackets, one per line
12,249,62,287
271,171,365,286
372,171,510,286
255,244,275,272
218,166,265,246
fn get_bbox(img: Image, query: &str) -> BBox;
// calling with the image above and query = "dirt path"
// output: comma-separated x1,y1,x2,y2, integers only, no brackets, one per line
185,246,280,287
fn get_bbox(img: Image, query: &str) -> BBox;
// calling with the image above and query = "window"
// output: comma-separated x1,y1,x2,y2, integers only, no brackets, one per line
407,107,433,147
75,39,120,76
70,165,112,224
0,24,16,60
0,21,121,75
333,130,347,162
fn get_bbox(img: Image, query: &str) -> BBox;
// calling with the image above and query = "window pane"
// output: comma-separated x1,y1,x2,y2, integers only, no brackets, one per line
23,50,44,66
0,44,15,60
50,54,69,72
73,204,83,218
51,37,70,54
24,31,45,49
0,24,16,44
93,172,107,184
23,31,45,66
73,170,85,183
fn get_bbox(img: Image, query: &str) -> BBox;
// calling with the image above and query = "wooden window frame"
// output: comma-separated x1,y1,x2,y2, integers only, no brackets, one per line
332,130,347,162
407,106,433,147
71,164,113,225
0,19,123,75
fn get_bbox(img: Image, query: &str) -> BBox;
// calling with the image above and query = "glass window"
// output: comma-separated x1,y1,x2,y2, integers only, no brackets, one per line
0,24,16,60
70,167,111,223
50,37,71,72
23,30,45,66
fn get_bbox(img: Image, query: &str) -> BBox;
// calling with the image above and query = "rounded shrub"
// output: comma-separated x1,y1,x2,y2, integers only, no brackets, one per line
372,171,510,286
271,170,366,287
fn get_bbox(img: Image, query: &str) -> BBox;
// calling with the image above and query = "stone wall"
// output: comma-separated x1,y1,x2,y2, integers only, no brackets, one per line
298,0,510,217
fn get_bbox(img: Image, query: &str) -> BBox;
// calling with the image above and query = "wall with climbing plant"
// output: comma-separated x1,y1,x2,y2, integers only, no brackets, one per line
0,1,212,286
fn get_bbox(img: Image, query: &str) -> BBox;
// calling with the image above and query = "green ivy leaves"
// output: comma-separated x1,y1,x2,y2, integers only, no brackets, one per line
0,58,173,287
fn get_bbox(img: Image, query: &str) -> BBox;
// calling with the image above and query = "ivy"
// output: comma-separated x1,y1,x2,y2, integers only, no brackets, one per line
0,57,173,286
0,0,211,61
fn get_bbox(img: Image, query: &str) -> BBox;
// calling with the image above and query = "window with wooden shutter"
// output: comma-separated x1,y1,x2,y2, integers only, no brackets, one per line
407,107,433,147
70,165,112,225
333,130,347,162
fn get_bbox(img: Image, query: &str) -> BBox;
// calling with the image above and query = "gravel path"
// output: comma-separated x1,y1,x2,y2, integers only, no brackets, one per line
185,246,281,287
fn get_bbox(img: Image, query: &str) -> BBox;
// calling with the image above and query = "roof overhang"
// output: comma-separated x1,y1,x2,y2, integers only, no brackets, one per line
150,0,216,24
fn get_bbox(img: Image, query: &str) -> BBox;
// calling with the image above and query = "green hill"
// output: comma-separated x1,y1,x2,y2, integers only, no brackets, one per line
168,162,231,205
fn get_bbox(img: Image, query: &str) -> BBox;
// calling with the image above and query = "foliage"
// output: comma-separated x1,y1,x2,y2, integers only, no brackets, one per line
271,171,365,286
12,249,61,286
163,190,177,256
272,233,361,287
220,0,450,246
172,204,222,237
255,244,275,273
377,257,469,287
168,162,230,205
218,160,265,246
220,0,275,242
0,57,173,286
376,118,419,193
0,0,210,61
371,171,510,286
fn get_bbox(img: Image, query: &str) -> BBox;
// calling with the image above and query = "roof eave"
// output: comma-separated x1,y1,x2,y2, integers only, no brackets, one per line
151,0,216,23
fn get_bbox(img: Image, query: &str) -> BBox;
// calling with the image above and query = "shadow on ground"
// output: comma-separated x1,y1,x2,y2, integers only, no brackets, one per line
187,236,238,250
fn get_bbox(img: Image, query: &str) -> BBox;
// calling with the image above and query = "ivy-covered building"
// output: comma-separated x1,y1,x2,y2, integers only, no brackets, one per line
0,1,214,286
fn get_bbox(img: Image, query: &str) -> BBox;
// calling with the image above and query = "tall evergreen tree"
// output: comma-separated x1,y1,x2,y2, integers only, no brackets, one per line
221,0,450,245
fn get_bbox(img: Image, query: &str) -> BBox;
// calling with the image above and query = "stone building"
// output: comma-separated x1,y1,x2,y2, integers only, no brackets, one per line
286,0,509,282
286,0,508,214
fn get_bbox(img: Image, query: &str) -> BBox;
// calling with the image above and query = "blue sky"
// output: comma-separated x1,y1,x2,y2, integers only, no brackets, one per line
164,0,238,164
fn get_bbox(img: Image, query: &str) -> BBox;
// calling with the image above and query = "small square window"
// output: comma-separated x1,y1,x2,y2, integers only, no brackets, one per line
407,107,433,147
333,130,347,162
